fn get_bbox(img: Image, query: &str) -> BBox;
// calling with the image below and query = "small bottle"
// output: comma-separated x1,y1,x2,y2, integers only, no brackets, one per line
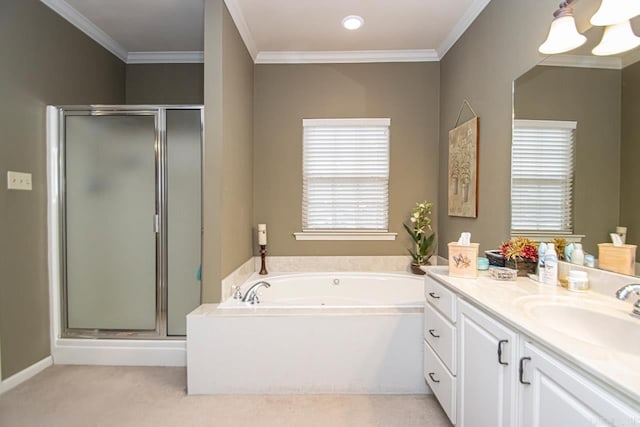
537,242,547,282
584,254,595,268
571,243,585,266
543,243,559,286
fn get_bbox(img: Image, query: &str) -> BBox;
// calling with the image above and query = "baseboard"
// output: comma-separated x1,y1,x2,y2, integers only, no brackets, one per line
52,339,186,367
0,356,53,395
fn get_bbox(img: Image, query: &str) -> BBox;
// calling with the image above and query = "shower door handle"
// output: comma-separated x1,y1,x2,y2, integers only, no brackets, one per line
154,214,160,233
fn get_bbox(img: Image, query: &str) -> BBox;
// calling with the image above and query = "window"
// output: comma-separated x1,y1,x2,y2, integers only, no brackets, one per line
511,119,576,236
295,118,395,241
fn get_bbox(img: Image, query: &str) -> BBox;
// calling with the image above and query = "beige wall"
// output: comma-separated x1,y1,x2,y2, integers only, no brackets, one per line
0,0,125,378
202,0,254,302
221,5,254,276
437,0,601,255
125,64,204,104
514,66,621,254
253,62,440,256
621,61,640,248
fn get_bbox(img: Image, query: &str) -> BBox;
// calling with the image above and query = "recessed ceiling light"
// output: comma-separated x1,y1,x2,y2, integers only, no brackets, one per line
342,15,364,31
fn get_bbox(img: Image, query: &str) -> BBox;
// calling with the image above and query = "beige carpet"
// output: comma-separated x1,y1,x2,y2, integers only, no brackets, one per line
0,366,452,427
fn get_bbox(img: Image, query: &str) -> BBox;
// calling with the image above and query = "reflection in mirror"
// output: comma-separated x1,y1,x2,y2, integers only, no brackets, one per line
513,26,640,276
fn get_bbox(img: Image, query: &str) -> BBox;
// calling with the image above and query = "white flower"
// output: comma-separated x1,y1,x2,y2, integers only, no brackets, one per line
410,217,416,223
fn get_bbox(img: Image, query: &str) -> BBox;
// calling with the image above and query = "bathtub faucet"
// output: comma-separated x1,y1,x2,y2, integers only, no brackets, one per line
242,281,271,304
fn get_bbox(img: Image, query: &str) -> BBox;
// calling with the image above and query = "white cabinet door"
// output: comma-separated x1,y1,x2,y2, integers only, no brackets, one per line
519,341,639,427
457,299,519,427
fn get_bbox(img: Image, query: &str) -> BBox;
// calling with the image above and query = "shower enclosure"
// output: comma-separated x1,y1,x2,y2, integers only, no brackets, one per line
49,105,202,339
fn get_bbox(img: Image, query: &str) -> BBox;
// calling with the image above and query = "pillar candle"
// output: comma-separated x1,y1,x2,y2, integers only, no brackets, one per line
258,224,267,245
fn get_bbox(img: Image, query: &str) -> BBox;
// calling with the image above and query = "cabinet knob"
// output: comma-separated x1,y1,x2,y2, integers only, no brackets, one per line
497,339,509,366
428,372,440,383
519,357,531,385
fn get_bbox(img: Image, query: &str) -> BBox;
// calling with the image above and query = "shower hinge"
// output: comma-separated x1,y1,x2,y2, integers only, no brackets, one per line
154,214,160,233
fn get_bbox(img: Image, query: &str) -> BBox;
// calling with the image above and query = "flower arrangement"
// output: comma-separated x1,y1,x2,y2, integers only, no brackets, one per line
500,237,539,262
403,201,436,266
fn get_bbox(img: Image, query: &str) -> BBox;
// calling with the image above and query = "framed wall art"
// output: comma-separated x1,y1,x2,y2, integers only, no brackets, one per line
448,101,479,218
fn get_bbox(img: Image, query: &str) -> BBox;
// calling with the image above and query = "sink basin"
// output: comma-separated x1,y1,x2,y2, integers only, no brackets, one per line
516,295,640,355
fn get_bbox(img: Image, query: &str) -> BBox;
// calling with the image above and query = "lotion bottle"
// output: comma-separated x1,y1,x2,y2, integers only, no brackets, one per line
543,243,559,286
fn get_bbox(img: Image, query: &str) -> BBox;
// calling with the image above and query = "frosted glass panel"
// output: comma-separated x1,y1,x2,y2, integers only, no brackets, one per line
166,109,202,335
65,115,157,330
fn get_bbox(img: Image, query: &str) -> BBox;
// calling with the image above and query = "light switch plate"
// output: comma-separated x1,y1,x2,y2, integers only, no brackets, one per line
7,171,32,191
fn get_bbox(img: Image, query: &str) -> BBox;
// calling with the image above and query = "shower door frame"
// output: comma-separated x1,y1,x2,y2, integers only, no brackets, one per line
54,105,204,340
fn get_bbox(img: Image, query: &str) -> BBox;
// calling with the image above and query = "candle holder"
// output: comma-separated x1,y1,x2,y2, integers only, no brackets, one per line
259,245,268,275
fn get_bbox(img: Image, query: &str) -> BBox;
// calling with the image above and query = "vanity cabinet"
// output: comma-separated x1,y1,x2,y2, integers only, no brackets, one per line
519,341,639,427
423,276,457,425
424,273,640,427
457,299,518,427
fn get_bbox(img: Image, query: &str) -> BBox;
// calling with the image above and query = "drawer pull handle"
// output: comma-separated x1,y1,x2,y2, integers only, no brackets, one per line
497,339,509,366
428,329,440,338
428,292,441,299
519,357,531,385
428,372,440,383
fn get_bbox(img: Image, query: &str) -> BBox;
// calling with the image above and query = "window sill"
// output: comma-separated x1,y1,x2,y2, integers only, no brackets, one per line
294,232,397,241
511,232,585,243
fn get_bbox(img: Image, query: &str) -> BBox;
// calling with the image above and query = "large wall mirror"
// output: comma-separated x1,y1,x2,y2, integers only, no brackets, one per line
513,24,640,276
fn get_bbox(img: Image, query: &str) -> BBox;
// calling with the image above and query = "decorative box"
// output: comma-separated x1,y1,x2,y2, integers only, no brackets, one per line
598,243,637,276
448,242,480,278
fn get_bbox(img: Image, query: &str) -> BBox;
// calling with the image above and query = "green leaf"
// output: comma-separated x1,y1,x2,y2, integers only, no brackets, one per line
403,222,419,242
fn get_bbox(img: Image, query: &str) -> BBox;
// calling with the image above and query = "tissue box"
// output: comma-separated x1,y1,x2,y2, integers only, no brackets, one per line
598,243,637,276
448,242,480,278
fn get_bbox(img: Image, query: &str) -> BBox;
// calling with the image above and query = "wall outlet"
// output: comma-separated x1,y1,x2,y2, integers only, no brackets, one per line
7,171,32,191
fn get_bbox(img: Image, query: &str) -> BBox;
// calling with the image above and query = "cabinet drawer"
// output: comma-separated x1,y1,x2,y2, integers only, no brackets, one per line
424,340,456,425
425,276,456,322
424,303,456,375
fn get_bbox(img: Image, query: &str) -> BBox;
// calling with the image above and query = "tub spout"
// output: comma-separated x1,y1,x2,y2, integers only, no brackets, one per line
242,281,271,304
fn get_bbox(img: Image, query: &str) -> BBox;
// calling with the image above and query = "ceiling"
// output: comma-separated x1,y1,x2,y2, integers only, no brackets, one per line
40,0,492,64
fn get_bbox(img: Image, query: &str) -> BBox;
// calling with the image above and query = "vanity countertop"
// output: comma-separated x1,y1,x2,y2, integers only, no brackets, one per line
425,266,640,406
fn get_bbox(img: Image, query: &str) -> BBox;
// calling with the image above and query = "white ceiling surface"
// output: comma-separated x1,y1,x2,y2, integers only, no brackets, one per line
63,0,204,52
40,0,493,63
235,0,479,54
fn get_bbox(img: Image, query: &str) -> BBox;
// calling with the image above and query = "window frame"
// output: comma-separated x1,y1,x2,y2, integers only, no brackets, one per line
510,119,583,242
295,118,396,241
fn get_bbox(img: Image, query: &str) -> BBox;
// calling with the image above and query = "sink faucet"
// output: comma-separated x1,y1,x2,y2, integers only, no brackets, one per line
615,284,640,318
242,281,271,304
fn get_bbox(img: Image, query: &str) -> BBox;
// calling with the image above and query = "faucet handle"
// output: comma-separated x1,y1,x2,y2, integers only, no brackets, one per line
232,286,243,300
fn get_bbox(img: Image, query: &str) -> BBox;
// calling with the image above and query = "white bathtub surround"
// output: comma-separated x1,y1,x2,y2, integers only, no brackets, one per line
187,272,429,394
222,272,423,308
221,257,257,301
187,305,428,395
253,255,433,273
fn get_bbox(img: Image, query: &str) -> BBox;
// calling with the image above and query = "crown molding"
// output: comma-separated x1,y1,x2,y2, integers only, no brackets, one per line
39,0,128,62
223,0,258,61
436,0,492,58
622,48,640,68
127,51,204,64
540,54,622,70
255,49,439,64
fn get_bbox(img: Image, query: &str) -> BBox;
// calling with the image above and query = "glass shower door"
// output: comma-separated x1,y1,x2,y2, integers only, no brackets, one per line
166,109,202,335
64,113,158,332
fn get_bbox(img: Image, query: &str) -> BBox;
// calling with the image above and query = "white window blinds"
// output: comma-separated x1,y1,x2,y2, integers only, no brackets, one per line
511,119,576,234
302,118,390,231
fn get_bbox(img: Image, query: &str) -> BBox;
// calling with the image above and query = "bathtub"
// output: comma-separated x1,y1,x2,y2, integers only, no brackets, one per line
218,272,424,308
187,272,430,395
